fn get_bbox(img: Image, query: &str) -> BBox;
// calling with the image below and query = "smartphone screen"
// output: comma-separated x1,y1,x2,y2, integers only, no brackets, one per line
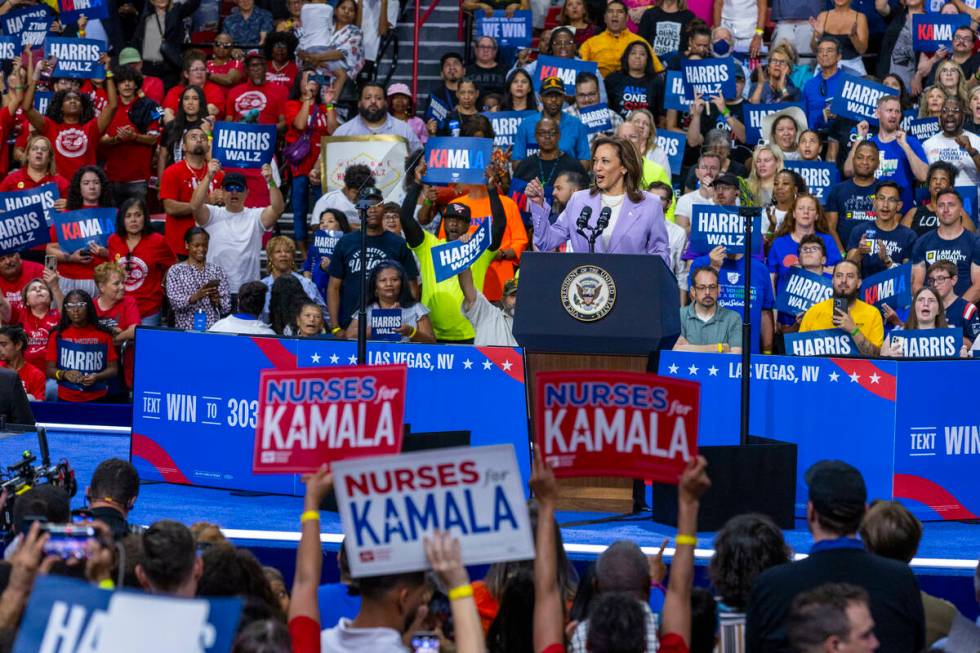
42,524,95,559
44,255,58,272
833,296,848,316
411,632,439,653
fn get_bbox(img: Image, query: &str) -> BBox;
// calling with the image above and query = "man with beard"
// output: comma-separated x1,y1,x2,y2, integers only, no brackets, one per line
159,128,225,257
911,188,980,302
800,259,883,356
333,82,422,152
845,181,917,278
673,266,742,352
512,76,590,169
923,95,980,199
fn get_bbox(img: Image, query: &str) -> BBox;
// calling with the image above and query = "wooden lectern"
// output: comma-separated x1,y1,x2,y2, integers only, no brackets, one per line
514,252,681,513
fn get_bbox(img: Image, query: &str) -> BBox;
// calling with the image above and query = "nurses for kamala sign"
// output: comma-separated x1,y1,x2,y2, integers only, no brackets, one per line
252,364,406,473
534,370,699,483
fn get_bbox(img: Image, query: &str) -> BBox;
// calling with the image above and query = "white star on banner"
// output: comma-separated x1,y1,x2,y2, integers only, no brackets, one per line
463,359,473,369
688,364,699,375
708,366,718,376
329,354,339,364
482,360,493,370
869,373,881,384
502,360,513,371
311,353,320,363
849,372,860,383
829,371,840,382
668,364,679,374
348,354,358,364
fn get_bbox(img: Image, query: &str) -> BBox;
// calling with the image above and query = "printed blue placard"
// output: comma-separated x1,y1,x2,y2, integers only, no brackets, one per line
2,6,52,48
663,70,691,113
689,204,763,256
775,268,832,315
579,102,613,135
55,338,110,391
681,57,737,100
45,37,105,79
744,102,803,145
0,35,18,60
311,229,342,258
370,308,402,341
783,160,840,201
655,131,686,176
829,77,894,126
860,263,912,310
12,576,241,653
483,110,535,151
426,94,451,124
0,182,60,227
0,201,48,255
431,218,492,282
888,327,961,358
533,55,598,95
211,121,276,169
52,207,115,253
785,328,859,357
475,10,532,48
903,116,940,141
59,0,109,24
33,90,52,116
955,185,978,225
912,13,971,52
421,136,492,186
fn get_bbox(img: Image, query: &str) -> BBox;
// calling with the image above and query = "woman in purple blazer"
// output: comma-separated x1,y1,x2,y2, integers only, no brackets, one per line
525,135,670,265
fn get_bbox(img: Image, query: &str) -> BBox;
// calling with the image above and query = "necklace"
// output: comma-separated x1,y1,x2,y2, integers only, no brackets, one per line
602,192,625,207
537,155,560,187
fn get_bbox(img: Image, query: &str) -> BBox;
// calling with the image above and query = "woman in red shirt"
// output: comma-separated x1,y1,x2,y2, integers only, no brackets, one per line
18,274,62,377
108,198,177,325
46,166,113,297
285,71,338,247
46,289,118,403
93,262,140,393
0,325,47,401
0,135,71,197
266,32,300,90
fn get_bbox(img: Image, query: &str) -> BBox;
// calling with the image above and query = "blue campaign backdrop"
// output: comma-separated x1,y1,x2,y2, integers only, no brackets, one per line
475,10,532,48
657,351,980,521
131,329,531,496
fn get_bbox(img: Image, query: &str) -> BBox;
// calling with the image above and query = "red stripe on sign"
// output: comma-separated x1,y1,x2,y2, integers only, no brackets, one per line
893,473,978,520
477,346,525,383
828,358,896,401
251,337,298,369
131,433,191,484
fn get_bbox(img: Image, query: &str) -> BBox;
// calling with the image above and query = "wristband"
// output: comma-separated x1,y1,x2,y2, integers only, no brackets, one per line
721,106,731,117
55,370,62,381
105,70,113,79
331,326,343,334
448,584,474,601
97,579,114,590
754,28,764,35
409,325,417,339
717,343,723,353
78,29,86,37
325,103,335,111
267,178,276,190
850,327,860,337
300,510,320,524
422,197,432,207
675,534,697,546
763,350,772,354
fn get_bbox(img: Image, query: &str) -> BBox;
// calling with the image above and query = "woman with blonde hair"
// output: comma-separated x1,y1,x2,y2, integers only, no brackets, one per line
0,135,69,198
626,109,671,173
966,85,980,133
918,85,948,119
934,60,969,108
746,144,784,208
260,235,326,318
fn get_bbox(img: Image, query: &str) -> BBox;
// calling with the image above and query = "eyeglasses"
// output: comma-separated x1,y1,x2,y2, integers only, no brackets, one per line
876,196,902,204
941,106,964,114
224,184,245,192
65,302,87,309
953,35,973,43
799,245,823,254
537,129,558,136
769,58,790,66
927,275,953,285
576,91,598,100
693,284,719,292
214,42,232,48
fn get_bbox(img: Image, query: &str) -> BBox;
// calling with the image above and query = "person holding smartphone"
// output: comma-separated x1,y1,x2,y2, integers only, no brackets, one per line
165,227,231,330
799,259,883,356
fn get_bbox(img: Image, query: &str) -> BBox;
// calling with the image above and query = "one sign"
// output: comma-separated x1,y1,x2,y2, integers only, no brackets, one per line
2,6,53,48
784,160,840,201
681,57,737,100
860,263,912,310
785,328,859,356
912,13,971,52
322,135,408,204
830,77,894,126
211,122,276,169
663,71,691,113
775,268,832,315
334,444,534,577
59,0,109,24
370,308,402,342
311,229,342,258
45,37,105,79
888,327,960,358
534,370,699,482
33,90,52,116
903,116,940,141
745,102,802,145
0,182,60,226
579,102,613,135
12,575,241,653
0,202,48,256
425,94,451,124
0,36,18,60
431,218,491,282
656,131,686,176
252,364,407,474
56,338,109,392
475,10,532,48
421,136,493,186
52,207,114,253
483,110,535,151
533,55,598,96
689,205,763,256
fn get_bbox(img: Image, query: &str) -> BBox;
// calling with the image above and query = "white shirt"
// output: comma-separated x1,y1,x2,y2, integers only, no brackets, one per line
321,619,409,653
360,0,399,61
675,189,714,225
209,315,275,334
721,0,759,42
923,131,980,192
298,3,333,51
202,205,271,293
665,219,689,290
600,193,626,247
646,147,672,176
463,292,518,347
311,189,359,227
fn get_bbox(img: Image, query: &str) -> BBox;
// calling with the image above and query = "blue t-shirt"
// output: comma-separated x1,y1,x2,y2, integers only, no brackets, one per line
691,256,775,353
767,233,842,294
513,112,591,162
824,179,878,247
846,223,918,278
945,296,980,343
871,134,926,212
912,229,980,297
803,67,851,130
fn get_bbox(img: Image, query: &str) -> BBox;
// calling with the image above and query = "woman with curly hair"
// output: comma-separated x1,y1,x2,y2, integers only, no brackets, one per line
45,166,114,296
265,31,299,90
268,274,311,335
22,52,117,185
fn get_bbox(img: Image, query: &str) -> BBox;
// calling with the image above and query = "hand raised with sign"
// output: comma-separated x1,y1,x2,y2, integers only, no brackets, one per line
414,160,428,185
708,245,726,270
261,163,274,183
855,120,870,140
529,455,559,509
525,177,545,206
301,463,333,511
691,91,705,116
882,303,902,327
649,538,668,584
207,158,222,178
678,455,710,505
424,530,469,589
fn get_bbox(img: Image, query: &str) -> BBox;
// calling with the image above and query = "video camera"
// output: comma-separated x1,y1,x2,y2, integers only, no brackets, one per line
0,425,77,537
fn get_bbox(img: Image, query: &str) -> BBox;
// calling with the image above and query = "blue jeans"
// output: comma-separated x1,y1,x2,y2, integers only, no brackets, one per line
291,175,322,244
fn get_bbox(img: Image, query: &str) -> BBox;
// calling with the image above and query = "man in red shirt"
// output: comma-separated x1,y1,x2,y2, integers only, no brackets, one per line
159,128,225,257
162,52,226,122
118,48,165,105
0,254,44,314
101,67,162,206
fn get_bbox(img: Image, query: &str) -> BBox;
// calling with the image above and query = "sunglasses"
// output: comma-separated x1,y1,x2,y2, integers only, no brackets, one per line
65,302,87,309
223,184,246,192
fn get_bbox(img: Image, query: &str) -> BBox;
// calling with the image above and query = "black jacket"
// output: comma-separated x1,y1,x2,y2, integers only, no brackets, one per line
0,367,34,427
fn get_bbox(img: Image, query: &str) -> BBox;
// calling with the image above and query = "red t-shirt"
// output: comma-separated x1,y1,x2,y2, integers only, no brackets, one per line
0,260,44,313
226,81,287,125
0,361,46,400
0,169,70,196
107,232,176,317
287,616,320,653
207,60,243,101
141,76,165,105
94,295,139,388
48,221,107,280
659,633,690,653
44,117,102,185
19,308,60,372
0,107,15,176
84,85,109,116
102,98,161,183
159,160,225,255
163,82,227,116
266,61,298,90
284,100,333,176
46,324,117,402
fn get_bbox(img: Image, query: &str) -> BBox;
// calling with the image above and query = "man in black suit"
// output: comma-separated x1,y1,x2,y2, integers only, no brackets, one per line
0,367,33,426
746,460,924,653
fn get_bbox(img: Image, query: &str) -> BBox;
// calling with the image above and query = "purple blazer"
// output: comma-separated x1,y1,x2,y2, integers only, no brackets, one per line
531,189,670,265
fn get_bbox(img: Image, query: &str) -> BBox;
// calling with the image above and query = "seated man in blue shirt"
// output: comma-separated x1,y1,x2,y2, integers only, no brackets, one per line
803,37,852,133
512,76,590,170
